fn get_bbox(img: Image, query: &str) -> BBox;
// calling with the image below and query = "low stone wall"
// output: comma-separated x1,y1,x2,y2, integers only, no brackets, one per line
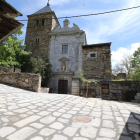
0,73,41,92
0,66,21,73
99,81,139,101
114,73,126,80
80,81,97,97
74,78,139,101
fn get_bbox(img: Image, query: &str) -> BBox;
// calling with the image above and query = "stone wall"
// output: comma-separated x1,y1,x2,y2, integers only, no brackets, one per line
0,67,21,73
82,45,112,80
73,78,139,101
114,73,126,80
99,81,139,101
0,73,41,92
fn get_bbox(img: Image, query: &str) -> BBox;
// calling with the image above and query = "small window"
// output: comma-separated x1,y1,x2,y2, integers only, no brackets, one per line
36,38,39,44
36,20,39,26
90,53,96,57
42,19,45,26
62,45,68,54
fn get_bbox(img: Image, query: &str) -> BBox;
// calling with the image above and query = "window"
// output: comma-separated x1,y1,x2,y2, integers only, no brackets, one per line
90,53,96,57
87,52,97,58
62,45,68,54
36,20,39,26
36,38,39,44
42,19,45,26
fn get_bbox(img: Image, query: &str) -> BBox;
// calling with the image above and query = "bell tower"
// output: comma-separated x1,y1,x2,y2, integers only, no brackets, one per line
25,2,60,60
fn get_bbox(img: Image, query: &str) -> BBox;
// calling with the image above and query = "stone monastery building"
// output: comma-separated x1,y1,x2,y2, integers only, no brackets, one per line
25,3,112,94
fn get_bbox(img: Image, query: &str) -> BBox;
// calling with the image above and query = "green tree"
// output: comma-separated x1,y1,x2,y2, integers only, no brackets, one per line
0,29,31,70
131,47,140,92
29,57,52,87
131,47,140,81
112,54,133,79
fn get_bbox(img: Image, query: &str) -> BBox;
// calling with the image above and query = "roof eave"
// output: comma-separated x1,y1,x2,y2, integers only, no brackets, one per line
1,0,22,16
82,42,112,48
27,11,54,17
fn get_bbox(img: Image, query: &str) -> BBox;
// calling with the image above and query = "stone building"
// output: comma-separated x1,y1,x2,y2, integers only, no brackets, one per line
25,3,112,94
25,3,60,60
82,43,112,81
49,19,86,94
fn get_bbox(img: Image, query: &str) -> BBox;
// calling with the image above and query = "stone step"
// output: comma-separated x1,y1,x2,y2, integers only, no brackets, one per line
131,100,140,103
135,96,140,100
131,100,138,103
102,95,110,100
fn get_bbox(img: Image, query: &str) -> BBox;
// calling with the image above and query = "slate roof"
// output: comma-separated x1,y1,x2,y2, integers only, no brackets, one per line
82,42,112,48
32,5,52,15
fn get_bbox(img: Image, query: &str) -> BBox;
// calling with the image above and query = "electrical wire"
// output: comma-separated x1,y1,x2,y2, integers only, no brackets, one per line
16,5,140,21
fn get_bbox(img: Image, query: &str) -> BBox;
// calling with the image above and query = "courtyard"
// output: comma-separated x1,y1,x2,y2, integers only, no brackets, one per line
0,83,140,140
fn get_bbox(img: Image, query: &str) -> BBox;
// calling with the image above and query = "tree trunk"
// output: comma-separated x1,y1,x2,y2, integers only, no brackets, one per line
14,66,16,72
86,83,88,98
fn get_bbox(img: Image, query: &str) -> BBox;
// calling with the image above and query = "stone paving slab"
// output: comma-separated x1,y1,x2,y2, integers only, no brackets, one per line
0,84,140,140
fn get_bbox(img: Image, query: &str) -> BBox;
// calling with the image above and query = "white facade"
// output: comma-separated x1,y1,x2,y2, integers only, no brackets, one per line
48,19,87,94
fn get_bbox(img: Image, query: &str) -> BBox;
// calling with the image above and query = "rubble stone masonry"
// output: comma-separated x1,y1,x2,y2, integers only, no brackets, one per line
82,44,112,81
0,73,41,92
25,12,59,61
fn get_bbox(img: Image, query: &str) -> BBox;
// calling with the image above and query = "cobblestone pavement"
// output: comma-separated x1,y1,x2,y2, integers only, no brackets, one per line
0,84,140,140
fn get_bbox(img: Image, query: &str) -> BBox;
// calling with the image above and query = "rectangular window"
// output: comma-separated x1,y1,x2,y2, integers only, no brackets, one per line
62,45,68,54
36,20,39,26
90,53,96,57
42,19,45,26
36,38,39,44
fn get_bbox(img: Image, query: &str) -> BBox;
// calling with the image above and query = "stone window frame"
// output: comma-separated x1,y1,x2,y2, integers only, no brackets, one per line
87,51,97,58
61,43,69,54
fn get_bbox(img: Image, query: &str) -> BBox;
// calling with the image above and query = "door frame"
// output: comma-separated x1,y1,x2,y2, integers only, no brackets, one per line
57,78,70,94
102,84,110,95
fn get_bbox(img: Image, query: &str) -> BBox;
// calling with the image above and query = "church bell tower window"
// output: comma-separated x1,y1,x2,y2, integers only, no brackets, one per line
42,19,45,26
36,20,39,26
36,38,39,44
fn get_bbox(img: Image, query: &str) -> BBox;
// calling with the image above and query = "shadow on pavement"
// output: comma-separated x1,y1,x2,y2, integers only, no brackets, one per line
119,112,140,140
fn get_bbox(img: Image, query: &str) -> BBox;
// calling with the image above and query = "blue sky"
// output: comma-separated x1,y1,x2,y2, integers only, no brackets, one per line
7,0,140,67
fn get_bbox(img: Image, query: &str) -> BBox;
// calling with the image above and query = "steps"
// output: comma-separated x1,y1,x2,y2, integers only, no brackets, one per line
132,93,140,103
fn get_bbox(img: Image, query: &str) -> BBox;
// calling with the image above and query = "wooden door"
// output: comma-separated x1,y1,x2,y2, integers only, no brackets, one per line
102,84,109,94
58,80,68,94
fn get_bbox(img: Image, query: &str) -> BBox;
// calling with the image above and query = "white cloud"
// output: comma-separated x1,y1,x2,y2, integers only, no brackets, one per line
111,43,140,67
81,0,140,44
